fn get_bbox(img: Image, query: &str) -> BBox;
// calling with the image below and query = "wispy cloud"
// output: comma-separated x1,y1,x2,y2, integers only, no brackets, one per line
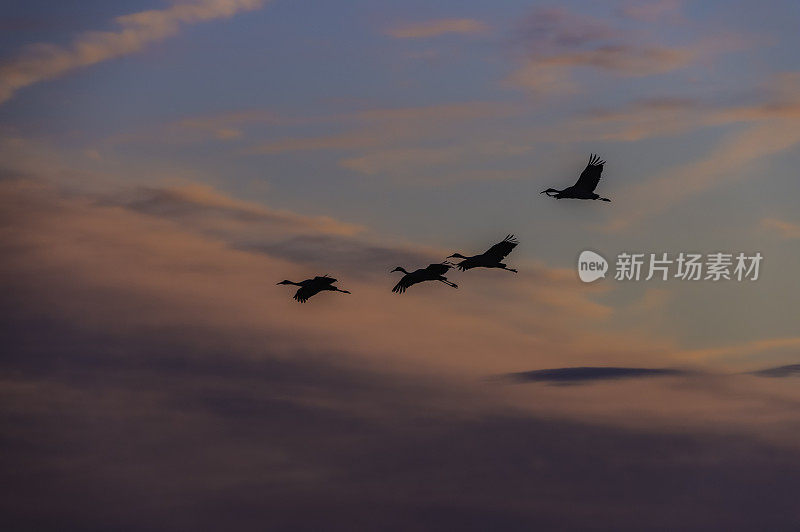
761,218,800,239
502,366,690,385
245,102,515,153
0,0,270,105
101,183,364,238
618,0,684,22
607,121,800,231
750,364,800,378
677,336,800,364
242,102,527,182
507,6,738,95
385,18,487,39
604,73,800,229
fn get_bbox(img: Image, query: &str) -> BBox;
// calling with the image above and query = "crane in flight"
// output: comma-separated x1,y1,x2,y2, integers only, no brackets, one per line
390,263,457,293
541,154,611,202
277,275,351,303
447,235,519,273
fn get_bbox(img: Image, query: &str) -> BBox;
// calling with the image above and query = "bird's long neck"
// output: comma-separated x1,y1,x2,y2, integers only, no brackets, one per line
288,281,303,286
397,267,409,274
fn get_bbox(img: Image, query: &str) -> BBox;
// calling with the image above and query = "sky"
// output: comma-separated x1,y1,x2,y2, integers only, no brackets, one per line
2,1,800,529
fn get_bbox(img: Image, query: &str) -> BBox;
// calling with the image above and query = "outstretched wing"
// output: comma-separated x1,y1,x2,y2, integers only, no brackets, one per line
454,259,471,272
313,275,336,285
574,154,605,192
425,263,451,276
483,234,519,262
392,274,414,294
293,285,317,303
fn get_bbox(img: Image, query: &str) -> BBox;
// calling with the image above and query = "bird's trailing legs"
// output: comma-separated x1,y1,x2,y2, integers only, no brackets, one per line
438,279,458,288
540,188,560,197
498,264,518,273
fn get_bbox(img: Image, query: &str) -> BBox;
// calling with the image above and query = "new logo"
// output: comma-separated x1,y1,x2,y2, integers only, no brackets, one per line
578,250,608,283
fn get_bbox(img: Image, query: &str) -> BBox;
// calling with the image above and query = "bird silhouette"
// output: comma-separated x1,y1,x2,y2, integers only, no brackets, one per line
447,235,519,273
277,275,351,303
541,154,611,202
390,263,458,293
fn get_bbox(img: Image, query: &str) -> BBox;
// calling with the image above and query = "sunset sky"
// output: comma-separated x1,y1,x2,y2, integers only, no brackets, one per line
3,1,800,529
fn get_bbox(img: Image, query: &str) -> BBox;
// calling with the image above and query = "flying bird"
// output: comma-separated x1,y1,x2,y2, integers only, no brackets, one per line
277,275,351,303
447,235,519,273
390,263,458,293
541,154,611,202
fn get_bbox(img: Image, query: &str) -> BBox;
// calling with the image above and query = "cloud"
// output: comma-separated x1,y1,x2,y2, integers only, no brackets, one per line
676,337,800,364
240,70,795,186
507,6,735,95
761,218,800,239
165,109,291,143
603,74,800,229
243,235,432,279
236,102,546,184
385,18,487,39
5,321,800,530
504,363,800,384
102,183,363,238
537,45,693,75
94,184,441,277
0,176,644,378
245,102,515,154
502,366,690,385
607,121,800,230
6,175,800,530
508,45,693,95
516,7,615,49
618,0,683,22
0,0,270,105
750,365,800,378
5,171,800,433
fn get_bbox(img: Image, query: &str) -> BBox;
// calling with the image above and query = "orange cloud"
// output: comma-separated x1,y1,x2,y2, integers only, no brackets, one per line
6,177,800,454
0,178,667,379
761,218,800,239
385,18,487,39
676,337,800,364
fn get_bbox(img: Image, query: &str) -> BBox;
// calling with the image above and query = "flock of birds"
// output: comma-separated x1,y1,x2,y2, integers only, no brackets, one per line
279,154,611,302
